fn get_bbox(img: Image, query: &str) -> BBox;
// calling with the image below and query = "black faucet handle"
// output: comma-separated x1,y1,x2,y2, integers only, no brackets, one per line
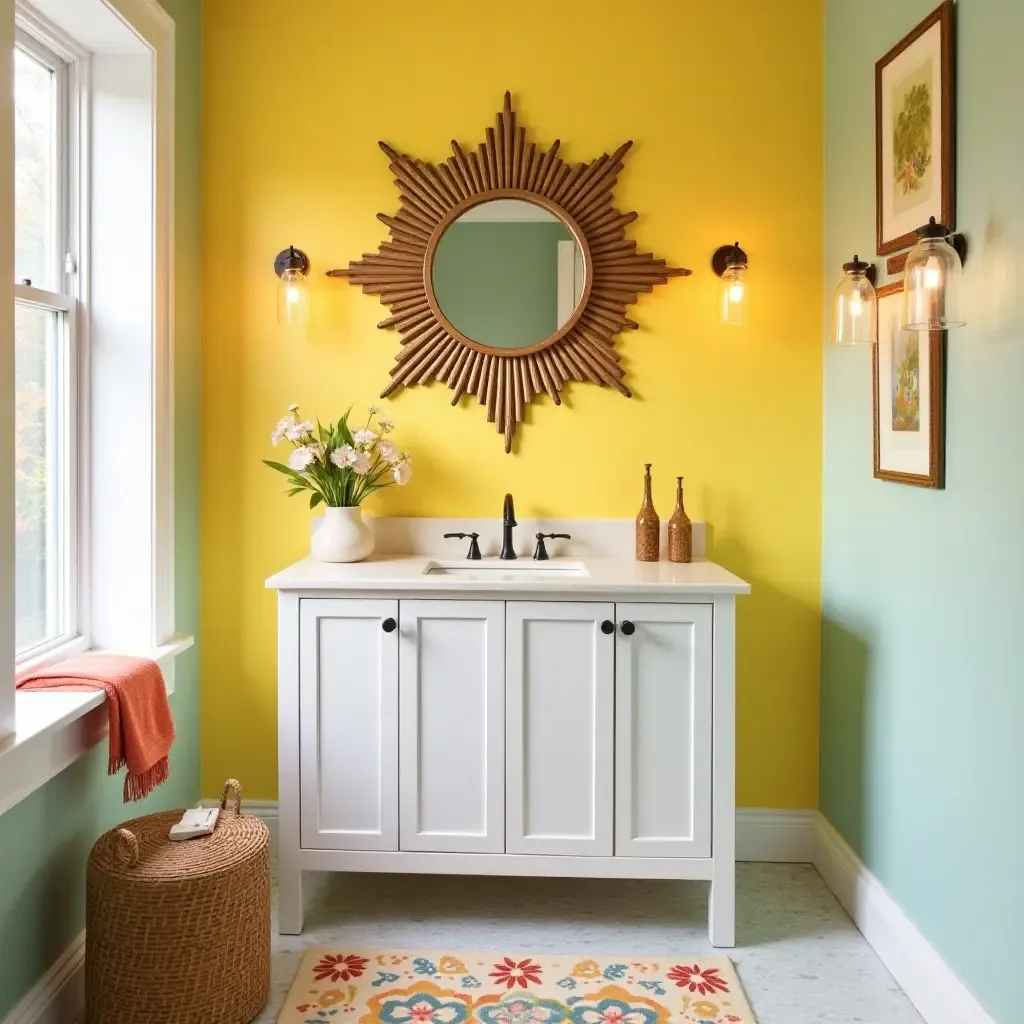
533,532,571,561
443,532,482,560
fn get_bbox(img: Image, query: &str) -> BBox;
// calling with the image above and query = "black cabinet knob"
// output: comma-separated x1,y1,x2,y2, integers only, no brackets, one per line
382,617,397,633
620,620,636,636
600,619,615,635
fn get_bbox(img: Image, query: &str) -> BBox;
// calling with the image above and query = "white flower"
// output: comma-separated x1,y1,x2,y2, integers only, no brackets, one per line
270,429,285,446
352,451,372,475
285,419,315,441
275,416,294,434
288,446,316,471
308,441,326,463
288,402,299,412
378,439,401,464
368,405,381,416
393,458,412,485
330,444,357,469
378,416,394,432
353,428,378,448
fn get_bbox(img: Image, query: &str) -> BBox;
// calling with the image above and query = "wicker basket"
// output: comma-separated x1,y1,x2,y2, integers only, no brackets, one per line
86,779,270,1023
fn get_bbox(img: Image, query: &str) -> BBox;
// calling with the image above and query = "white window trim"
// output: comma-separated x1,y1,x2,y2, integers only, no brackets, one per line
0,0,192,817
13,3,95,677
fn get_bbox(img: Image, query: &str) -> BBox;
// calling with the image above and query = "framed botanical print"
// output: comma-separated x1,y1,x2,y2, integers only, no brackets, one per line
875,1,955,255
874,282,945,488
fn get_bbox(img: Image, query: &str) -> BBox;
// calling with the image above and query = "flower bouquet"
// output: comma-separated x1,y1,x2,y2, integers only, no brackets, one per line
264,404,411,562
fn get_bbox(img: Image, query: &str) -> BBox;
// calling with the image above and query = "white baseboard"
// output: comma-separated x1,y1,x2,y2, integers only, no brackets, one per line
2,931,84,1024
735,808,816,862
210,801,817,864
814,814,995,1024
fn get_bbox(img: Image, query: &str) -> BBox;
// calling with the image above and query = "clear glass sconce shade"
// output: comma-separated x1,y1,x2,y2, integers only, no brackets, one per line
719,263,749,326
901,220,966,330
831,258,877,346
277,267,309,327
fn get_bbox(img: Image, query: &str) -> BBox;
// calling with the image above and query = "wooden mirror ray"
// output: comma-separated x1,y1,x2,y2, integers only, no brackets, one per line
328,92,690,453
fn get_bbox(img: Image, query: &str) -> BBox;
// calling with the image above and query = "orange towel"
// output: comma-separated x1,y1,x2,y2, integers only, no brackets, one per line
17,653,175,802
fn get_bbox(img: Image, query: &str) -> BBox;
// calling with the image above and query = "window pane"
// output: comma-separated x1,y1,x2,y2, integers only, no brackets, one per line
15,302,65,654
15,46,55,290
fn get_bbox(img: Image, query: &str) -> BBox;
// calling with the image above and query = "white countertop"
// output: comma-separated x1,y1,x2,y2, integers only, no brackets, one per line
266,554,750,596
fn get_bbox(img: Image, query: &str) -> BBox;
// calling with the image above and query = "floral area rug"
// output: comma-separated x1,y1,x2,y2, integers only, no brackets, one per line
278,949,754,1024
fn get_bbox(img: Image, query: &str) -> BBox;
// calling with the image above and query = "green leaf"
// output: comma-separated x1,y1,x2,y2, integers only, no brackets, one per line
263,459,307,486
309,492,323,509
336,406,355,446
286,487,305,497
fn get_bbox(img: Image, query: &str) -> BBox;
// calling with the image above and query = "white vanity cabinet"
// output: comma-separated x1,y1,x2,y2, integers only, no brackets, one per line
505,601,615,856
272,555,746,947
297,598,398,851
398,600,505,854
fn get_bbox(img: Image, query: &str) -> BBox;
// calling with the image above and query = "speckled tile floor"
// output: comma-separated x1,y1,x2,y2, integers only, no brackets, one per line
257,864,923,1024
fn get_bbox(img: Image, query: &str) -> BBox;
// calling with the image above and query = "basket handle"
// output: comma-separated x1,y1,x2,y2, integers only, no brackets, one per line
219,778,243,816
113,828,139,868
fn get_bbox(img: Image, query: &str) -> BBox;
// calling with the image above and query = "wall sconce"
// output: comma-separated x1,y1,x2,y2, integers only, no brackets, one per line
711,242,748,326
831,255,877,347
274,246,310,327
901,217,967,331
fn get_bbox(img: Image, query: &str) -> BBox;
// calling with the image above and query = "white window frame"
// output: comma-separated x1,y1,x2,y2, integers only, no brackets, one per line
0,0,190,808
12,15,89,666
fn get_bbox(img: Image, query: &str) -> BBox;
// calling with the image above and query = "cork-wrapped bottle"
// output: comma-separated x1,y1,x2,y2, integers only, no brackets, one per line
635,463,660,561
668,476,692,563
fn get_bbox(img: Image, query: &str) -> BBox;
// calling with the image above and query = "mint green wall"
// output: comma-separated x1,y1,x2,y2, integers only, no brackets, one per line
0,1,201,1016
432,221,573,349
823,2,1023,1021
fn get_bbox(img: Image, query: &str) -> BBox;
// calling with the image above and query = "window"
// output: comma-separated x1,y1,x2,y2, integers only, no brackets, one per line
13,28,78,660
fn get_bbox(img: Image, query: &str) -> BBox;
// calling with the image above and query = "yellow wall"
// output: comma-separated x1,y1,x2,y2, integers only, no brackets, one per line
201,0,824,806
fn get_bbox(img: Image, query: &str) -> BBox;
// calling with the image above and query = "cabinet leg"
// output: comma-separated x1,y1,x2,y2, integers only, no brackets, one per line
278,865,304,935
708,865,735,948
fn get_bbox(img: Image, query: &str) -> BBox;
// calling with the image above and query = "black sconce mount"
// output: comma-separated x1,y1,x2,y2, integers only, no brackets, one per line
917,217,968,266
711,241,748,277
274,246,309,278
843,255,877,285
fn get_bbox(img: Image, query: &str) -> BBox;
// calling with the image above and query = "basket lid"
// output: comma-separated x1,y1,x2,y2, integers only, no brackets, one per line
90,780,268,883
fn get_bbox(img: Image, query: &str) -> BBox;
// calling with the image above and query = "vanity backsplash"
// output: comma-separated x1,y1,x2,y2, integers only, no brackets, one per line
313,516,706,560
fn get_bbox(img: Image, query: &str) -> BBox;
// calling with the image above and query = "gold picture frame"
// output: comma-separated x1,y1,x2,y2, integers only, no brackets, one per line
875,1,955,256
873,281,945,488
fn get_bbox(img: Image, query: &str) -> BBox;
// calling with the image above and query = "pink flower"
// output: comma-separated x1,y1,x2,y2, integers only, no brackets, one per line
288,446,315,471
331,444,357,469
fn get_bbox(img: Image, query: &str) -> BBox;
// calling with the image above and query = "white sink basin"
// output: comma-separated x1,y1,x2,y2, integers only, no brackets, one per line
423,560,588,580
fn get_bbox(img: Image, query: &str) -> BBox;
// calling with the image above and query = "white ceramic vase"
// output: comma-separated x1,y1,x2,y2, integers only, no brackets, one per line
311,505,374,563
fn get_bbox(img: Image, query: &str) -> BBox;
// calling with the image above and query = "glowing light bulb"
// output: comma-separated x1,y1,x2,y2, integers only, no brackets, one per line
729,281,745,304
276,249,310,328
923,257,942,289
849,294,863,317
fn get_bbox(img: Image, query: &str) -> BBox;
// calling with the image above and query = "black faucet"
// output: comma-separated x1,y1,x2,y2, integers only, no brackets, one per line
500,493,517,560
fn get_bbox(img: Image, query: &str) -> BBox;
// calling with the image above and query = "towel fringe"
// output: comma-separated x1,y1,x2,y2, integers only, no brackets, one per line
123,756,169,802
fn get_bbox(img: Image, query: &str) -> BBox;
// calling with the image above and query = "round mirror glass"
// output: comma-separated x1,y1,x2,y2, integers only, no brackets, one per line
430,198,586,350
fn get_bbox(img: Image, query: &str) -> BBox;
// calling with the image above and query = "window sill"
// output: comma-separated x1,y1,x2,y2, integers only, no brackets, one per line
0,634,194,817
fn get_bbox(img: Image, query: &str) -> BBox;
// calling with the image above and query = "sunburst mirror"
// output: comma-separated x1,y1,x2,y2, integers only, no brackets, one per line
328,92,689,452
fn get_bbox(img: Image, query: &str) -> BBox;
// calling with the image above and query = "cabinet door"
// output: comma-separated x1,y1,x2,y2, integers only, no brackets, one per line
399,600,505,853
506,601,614,856
615,602,713,858
299,598,398,851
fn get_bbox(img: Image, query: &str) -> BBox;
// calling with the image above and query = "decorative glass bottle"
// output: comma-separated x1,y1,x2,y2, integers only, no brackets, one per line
635,463,660,562
668,476,692,563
